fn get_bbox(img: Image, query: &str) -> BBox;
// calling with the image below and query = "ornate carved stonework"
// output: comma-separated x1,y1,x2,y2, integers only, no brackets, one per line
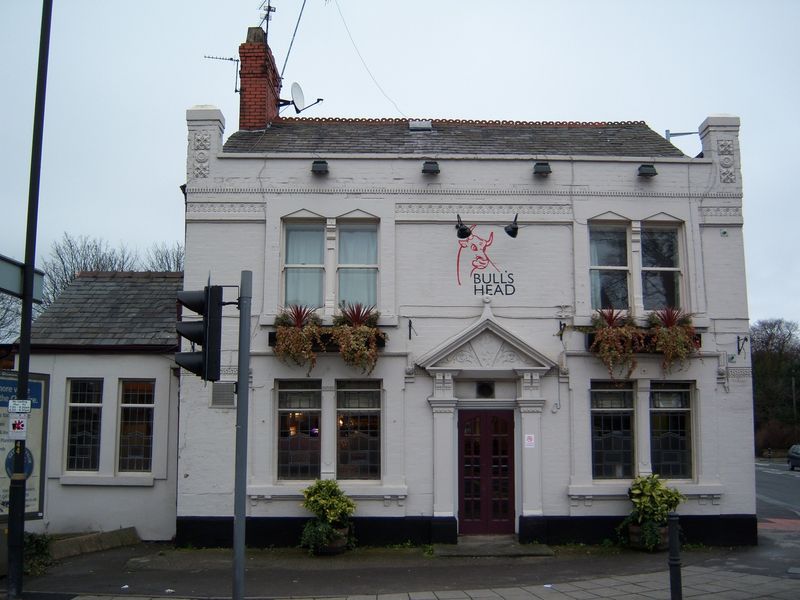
728,367,752,380
701,207,742,217
438,331,536,370
193,132,211,150
186,202,265,214
717,139,734,155
720,169,736,184
194,164,209,178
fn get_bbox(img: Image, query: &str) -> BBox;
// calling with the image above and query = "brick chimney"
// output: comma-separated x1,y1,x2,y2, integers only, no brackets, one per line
239,26,282,130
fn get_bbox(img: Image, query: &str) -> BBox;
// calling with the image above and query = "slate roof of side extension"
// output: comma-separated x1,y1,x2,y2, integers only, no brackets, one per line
223,117,686,157
31,271,182,351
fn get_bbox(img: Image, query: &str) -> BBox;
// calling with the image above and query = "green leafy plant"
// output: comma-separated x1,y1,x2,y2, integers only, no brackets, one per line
589,308,647,380
330,303,387,374
273,305,323,374
648,307,700,373
300,479,356,555
23,532,54,576
618,474,685,551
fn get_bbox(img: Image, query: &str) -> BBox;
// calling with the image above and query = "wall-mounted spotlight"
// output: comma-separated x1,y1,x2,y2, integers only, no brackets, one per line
637,164,657,177
455,214,472,239
311,160,329,174
737,335,748,355
422,160,440,174
504,213,519,238
533,161,552,176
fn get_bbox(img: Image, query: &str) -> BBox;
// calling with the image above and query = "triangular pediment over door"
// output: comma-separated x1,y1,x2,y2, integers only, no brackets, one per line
416,301,555,379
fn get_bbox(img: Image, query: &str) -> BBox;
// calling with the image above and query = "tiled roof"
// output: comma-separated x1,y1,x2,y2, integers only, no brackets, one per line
31,272,182,350
223,118,685,157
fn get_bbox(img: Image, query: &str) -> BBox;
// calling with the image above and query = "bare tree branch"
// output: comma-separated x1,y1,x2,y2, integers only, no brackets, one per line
142,242,184,272
41,233,139,307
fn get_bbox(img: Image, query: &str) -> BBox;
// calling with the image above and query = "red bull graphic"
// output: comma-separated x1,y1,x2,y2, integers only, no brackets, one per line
456,225,516,296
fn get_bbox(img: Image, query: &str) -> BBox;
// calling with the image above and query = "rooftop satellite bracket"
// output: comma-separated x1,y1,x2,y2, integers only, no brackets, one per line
279,81,323,114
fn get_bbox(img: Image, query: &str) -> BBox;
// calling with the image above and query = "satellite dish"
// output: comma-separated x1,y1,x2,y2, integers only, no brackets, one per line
291,82,305,114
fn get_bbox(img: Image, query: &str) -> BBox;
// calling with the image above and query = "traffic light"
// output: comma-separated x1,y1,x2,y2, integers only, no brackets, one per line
176,285,222,381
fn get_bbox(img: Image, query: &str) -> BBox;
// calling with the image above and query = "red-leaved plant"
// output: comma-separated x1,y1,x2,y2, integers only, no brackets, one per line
590,308,647,380
331,302,386,374
649,307,699,373
274,305,322,374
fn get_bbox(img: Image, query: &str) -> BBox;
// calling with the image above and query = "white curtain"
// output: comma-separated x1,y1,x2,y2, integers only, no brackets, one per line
285,225,324,308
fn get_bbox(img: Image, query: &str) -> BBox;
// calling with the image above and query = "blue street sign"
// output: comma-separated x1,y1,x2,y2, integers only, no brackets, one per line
0,377,43,409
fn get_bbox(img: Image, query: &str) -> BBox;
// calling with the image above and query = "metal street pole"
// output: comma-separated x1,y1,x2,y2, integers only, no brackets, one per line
233,271,252,600
9,1,53,597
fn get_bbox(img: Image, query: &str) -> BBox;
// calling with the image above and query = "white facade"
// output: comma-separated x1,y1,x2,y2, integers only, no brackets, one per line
26,353,178,540
179,106,754,545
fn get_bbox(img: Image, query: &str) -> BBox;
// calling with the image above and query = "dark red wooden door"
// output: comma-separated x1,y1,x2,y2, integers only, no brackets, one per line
458,410,515,534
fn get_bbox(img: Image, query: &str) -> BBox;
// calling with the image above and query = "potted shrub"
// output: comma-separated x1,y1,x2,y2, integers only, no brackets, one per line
330,302,387,375
619,474,685,551
273,305,322,375
648,307,700,373
300,479,356,555
589,308,647,380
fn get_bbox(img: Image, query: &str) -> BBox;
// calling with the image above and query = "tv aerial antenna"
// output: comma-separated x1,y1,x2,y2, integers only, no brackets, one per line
279,81,323,114
204,55,240,93
259,0,276,42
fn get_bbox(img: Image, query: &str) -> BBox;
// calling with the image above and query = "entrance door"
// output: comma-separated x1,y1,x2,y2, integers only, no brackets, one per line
458,410,515,534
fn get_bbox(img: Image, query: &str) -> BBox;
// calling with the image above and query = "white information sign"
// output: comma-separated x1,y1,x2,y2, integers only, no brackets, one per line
8,414,28,440
524,434,535,448
8,399,31,414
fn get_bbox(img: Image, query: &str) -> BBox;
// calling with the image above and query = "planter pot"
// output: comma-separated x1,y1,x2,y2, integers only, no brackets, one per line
314,527,350,556
627,523,668,552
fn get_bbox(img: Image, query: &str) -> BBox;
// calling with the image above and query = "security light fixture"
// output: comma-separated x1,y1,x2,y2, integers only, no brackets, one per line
455,214,471,239
533,161,552,176
504,213,519,238
311,160,329,174
638,164,657,177
422,160,440,174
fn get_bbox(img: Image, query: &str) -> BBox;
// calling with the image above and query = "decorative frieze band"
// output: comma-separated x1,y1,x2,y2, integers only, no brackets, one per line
700,207,742,217
186,202,265,214
728,367,752,380
183,186,742,200
398,203,572,216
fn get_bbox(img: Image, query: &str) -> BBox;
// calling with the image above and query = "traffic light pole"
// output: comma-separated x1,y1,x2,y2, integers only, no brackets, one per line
233,271,251,600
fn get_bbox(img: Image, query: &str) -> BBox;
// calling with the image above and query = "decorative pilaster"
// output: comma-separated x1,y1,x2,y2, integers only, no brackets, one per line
517,369,547,517
186,106,225,182
428,396,457,517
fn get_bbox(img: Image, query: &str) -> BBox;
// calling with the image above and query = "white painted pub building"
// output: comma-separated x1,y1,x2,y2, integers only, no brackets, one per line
177,26,755,547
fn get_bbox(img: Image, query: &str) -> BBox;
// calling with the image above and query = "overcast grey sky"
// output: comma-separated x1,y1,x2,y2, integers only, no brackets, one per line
2,0,798,323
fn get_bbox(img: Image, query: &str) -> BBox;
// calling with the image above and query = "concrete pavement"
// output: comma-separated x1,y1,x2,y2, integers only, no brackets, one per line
11,522,800,600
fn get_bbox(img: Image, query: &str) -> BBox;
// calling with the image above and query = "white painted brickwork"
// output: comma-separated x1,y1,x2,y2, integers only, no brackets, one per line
179,109,754,533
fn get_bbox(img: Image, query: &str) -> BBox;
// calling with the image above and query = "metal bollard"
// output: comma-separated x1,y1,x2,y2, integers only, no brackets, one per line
668,512,683,600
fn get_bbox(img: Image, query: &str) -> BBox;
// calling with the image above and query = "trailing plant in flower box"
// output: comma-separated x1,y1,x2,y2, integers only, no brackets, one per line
648,307,700,373
589,308,647,380
330,302,387,375
273,304,322,375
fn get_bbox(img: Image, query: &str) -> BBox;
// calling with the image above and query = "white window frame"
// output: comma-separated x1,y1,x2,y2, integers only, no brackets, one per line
336,222,379,309
282,221,325,310
65,378,104,472
335,379,382,480
589,225,630,311
641,225,682,311
117,379,156,473
281,217,380,318
588,221,685,316
649,381,693,479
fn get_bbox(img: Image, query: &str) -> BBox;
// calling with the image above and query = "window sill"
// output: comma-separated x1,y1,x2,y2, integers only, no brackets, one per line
568,481,724,503
59,474,155,487
248,482,408,501
260,313,399,328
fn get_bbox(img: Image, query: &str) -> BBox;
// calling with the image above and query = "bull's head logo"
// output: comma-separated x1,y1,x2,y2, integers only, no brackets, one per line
456,228,498,285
